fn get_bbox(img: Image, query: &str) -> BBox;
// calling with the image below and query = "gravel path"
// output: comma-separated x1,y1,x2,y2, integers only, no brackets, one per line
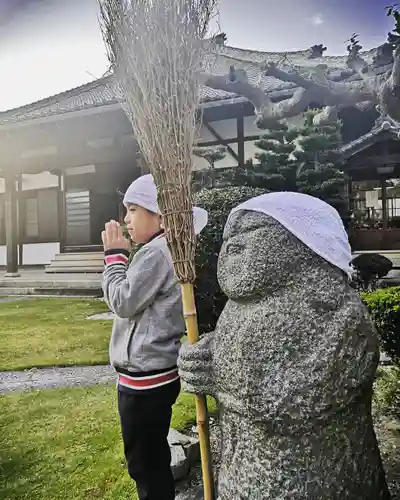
0,353,392,396
0,365,116,394
0,353,391,395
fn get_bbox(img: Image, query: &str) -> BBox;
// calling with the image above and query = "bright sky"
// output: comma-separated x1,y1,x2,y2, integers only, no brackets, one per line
0,0,393,111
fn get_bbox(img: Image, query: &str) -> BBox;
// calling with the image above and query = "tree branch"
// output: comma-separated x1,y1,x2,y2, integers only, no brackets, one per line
379,45,400,121
264,62,327,95
201,48,395,127
200,72,278,127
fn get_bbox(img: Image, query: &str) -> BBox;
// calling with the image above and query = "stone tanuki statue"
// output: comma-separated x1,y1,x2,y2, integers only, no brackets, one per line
178,192,390,500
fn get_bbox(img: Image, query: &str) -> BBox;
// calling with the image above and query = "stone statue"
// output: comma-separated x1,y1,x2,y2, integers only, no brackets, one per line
179,193,390,500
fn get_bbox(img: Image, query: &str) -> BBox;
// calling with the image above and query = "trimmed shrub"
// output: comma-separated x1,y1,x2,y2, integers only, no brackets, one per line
373,365,400,417
363,287,400,363
351,253,393,291
194,186,265,333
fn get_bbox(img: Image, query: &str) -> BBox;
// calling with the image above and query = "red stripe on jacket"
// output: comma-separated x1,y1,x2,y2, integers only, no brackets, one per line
105,253,129,266
118,369,179,390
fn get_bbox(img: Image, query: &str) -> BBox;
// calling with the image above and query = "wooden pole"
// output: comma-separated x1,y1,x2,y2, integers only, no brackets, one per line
57,171,66,254
381,178,388,230
17,175,23,267
4,174,19,277
237,111,245,168
181,282,215,500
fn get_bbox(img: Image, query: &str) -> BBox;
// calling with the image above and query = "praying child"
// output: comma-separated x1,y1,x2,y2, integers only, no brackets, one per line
101,174,207,500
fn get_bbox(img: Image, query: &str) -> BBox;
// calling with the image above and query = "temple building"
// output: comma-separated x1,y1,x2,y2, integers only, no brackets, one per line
341,117,400,271
0,43,396,274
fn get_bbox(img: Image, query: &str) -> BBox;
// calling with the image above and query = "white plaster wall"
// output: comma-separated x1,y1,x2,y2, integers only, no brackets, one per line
198,118,257,142
23,242,60,265
0,246,6,266
0,242,59,266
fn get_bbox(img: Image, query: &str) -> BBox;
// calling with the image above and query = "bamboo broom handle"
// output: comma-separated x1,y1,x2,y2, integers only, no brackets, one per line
181,282,215,500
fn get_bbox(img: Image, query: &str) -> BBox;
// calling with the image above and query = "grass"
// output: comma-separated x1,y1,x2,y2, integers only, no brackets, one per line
0,298,110,371
0,385,216,500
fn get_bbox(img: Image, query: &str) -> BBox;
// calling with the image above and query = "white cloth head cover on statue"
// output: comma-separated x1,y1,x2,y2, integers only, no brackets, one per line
123,174,208,235
229,191,352,278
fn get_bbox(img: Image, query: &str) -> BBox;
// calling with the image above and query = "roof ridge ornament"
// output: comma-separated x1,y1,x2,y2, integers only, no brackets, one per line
308,44,328,60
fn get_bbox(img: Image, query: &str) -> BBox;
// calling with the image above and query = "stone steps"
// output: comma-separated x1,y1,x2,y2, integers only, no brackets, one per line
45,266,104,273
46,252,104,273
0,271,102,297
0,286,102,297
51,252,104,261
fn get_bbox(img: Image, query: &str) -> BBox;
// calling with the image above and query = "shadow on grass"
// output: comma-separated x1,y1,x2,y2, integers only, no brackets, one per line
0,448,43,500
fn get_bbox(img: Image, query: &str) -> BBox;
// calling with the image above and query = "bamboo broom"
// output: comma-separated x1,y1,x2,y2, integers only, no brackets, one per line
99,1,217,498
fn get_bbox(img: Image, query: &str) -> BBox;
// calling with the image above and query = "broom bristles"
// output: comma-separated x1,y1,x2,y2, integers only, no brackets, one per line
99,4,217,499
99,0,219,282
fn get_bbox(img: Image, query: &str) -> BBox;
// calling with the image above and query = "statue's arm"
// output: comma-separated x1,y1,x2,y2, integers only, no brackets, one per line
178,331,217,397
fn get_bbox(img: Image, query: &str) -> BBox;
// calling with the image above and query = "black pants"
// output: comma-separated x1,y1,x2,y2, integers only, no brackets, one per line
117,379,180,500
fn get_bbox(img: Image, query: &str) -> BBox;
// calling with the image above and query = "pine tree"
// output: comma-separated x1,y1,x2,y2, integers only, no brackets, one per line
194,110,348,222
226,110,348,222
225,122,298,191
294,109,347,220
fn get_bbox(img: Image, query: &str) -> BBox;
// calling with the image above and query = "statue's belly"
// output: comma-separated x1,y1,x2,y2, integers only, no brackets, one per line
216,409,389,500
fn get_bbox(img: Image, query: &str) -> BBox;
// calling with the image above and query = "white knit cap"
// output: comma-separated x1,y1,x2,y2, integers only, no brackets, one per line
229,192,352,277
123,174,208,235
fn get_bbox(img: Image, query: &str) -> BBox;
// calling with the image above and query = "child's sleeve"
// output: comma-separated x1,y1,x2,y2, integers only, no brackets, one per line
101,246,169,318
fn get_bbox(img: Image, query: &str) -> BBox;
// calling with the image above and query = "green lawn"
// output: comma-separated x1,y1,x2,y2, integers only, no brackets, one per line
0,298,110,371
0,385,215,500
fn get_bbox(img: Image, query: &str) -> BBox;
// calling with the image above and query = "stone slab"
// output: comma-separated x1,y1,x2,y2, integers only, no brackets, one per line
169,429,200,481
176,486,204,500
86,312,115,321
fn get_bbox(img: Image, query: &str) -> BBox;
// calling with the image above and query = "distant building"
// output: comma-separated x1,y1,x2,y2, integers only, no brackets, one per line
0,44,396,273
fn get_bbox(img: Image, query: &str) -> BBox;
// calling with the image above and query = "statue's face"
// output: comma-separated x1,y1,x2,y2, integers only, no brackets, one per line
217,211,308,300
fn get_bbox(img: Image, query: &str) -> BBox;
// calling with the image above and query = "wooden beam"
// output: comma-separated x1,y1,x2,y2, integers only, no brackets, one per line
196,133,261,149
203,121,239,162
4,175,19,276
237,113,245,167
348,153,400,169
2,138,138,176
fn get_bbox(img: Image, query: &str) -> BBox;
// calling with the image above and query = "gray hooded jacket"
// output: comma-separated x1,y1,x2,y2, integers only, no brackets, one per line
102,235,185,373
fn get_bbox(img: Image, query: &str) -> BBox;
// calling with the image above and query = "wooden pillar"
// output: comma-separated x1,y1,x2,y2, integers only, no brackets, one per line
345,175,353,231
237,112,245,168
4,174,19,277
57,171,66,253
380,140,389,231
17,174,23,267
346,176,353,206
381,178,388,230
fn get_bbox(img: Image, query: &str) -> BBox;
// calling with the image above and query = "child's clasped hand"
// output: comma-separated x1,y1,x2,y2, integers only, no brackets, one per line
101,220,130,251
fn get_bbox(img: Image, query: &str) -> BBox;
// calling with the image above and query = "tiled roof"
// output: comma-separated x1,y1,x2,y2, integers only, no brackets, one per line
340,116,400,158
0,74,236,127
0,44,390,128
